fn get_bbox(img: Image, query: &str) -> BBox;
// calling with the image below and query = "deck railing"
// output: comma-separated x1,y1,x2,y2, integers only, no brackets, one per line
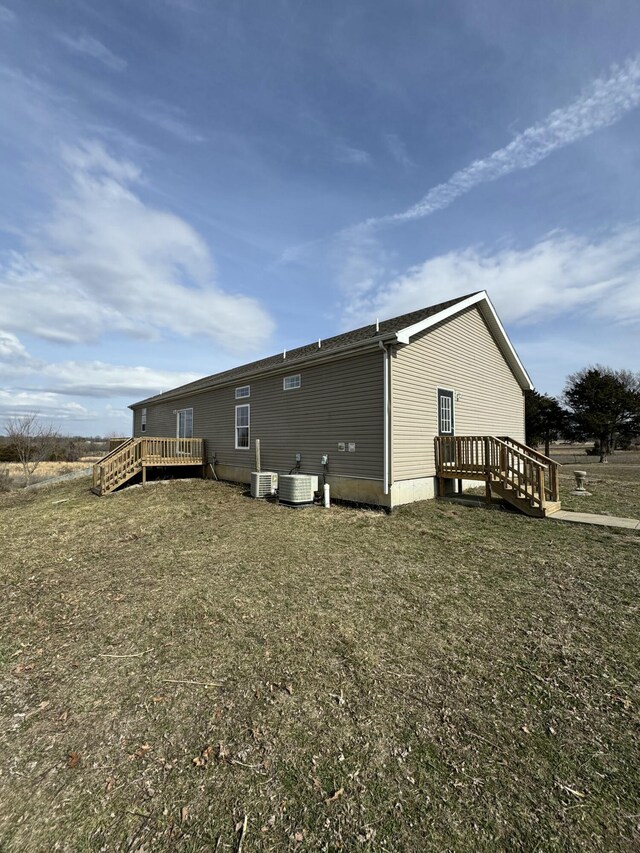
93,437,204,495
434,435,560,510
497,436,559,502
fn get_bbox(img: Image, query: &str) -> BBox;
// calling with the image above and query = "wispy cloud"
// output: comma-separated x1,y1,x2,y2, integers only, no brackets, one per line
0,140,274,352
58,32,127,72
0,332,200,398
139,101,206,143
0,329,28,361
0,389,91,421
365,55,640,227
343,226,640,328
384,132,415,169
0,4,15,24
335,140,372,166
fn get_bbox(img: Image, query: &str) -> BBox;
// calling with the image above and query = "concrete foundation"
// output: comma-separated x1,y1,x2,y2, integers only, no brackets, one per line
390,476,437,506
211,464,390,507
326,475,388,506
209,465,481,510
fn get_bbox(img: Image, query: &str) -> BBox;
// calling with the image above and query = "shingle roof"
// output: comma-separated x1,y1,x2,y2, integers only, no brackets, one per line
131,292,481,407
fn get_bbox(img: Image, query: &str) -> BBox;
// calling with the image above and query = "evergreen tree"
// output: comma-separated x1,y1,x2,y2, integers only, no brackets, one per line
525,390,568,456
563,366,640,462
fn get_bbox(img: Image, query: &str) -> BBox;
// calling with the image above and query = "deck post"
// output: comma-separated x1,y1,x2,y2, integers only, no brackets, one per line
551,463,559,501
537,467,544,508
484,437,492,502
142,464,146,486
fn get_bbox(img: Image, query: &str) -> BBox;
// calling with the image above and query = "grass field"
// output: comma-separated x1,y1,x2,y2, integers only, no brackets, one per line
0,464,638,851
0,460,100,490
556,452,640,517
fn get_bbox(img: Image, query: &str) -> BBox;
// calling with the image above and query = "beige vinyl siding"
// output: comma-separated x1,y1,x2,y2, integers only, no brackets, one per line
392,306,525,481
132,350,384,480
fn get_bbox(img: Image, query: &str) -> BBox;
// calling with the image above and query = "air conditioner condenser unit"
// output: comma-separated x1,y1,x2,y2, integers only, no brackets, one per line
250,471,278,498
278,474,318,506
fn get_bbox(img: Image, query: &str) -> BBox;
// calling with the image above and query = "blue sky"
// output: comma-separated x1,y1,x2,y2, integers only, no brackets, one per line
1,0,639,435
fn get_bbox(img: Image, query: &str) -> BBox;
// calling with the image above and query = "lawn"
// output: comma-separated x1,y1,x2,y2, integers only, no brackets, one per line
0,471,638,851
556,452,640,518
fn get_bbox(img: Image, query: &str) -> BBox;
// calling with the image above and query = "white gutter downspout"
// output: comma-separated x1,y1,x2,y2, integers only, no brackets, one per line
381,342,390,495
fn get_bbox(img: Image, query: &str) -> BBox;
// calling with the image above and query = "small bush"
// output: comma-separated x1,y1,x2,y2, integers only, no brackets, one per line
0,442,20,463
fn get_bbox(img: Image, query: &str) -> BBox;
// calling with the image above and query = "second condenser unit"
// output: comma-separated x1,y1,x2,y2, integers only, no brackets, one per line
278,474,319,506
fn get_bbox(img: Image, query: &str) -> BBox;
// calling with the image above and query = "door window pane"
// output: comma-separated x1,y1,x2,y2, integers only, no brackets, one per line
177,408,193,438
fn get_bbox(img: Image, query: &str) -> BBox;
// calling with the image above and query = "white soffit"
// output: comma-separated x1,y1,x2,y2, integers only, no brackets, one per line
394,291,533,391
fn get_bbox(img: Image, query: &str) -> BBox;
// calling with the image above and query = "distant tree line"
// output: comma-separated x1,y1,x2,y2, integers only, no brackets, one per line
0,415,108,485
526,366,640,462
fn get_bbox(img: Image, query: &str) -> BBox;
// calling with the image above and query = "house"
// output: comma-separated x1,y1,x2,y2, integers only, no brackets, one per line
123,290,545,510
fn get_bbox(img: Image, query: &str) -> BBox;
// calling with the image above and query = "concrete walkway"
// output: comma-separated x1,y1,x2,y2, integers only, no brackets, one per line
549,510,640,530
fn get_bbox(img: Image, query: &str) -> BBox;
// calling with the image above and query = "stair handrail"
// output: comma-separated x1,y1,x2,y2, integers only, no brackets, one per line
98,437,144,493
95,436,137,465
497,436,560,501
492,436,546,508
434,435,554,509
497,436,557,465
93,437,136,488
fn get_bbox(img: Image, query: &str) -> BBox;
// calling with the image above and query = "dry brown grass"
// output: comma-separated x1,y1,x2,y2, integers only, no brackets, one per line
1,460,97,490
557,453,640,517
0,474,638,851
3,461,93,479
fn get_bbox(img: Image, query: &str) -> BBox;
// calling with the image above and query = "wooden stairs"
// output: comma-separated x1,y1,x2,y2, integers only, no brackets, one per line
92,437,205,496
435,435,561,518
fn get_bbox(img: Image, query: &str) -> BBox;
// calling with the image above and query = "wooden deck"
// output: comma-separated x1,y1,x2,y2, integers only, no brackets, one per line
92,437,205,495
435,435,561,517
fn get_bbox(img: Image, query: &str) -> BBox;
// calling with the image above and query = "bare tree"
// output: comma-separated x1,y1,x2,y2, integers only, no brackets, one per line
4,414,60,485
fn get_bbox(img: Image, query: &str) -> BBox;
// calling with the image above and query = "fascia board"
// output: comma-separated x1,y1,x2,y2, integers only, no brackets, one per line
394,290,533,391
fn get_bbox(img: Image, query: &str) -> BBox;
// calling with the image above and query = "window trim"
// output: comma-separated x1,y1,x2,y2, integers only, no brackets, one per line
176,407,193,439
235,385,250,399
283,373,301,390
235,403,250,450
140,408,147,433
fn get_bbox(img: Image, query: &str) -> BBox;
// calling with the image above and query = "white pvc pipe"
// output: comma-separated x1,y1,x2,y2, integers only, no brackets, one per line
323,483,330,508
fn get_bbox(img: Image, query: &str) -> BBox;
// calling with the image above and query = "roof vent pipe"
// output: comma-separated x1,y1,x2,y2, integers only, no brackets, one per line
283,349,286,359
376,318,379,332
318,338,321,348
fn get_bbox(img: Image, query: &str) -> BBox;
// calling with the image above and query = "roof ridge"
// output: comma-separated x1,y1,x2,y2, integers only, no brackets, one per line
131,291,482,407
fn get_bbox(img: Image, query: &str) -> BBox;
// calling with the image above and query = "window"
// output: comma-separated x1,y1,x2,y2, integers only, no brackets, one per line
235,404,250,449
235,385,250,399
140,408,147,433
283,373,301,390
176,408,193,438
